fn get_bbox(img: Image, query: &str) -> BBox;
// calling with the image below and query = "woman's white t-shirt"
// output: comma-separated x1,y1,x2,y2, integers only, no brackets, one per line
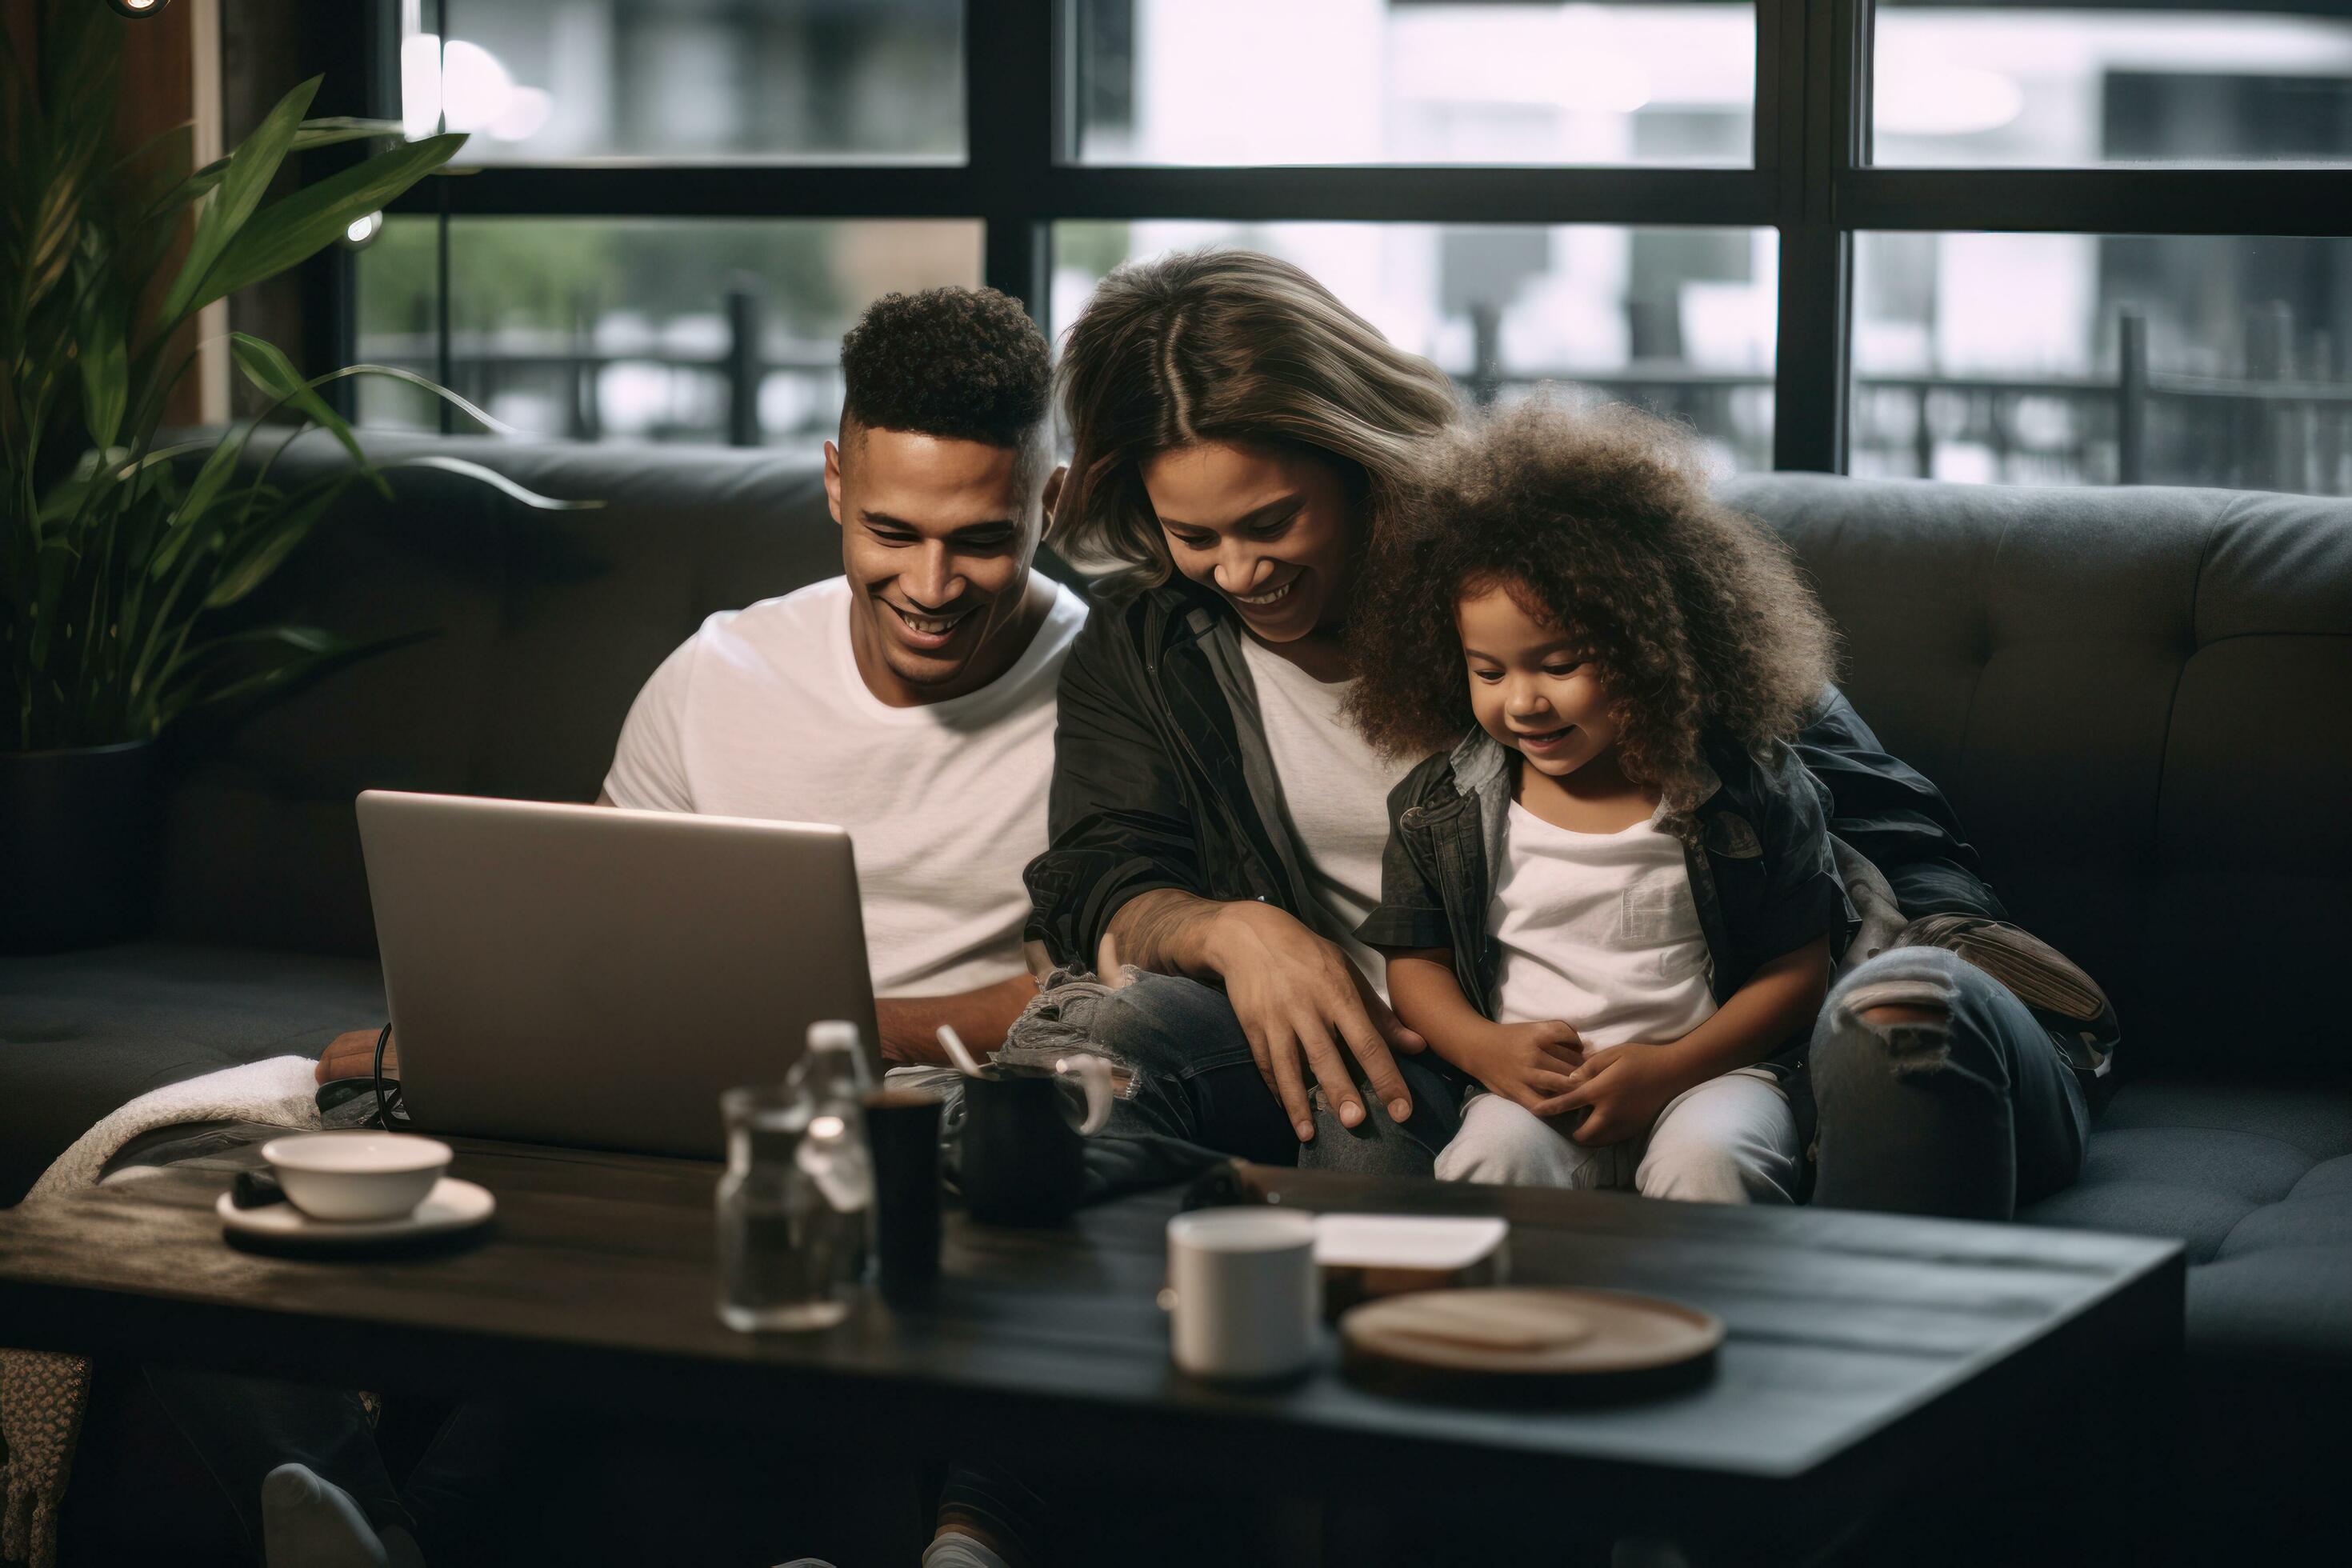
1238,636,1410,1001
1489,800,1717,1049
602,576,1088,998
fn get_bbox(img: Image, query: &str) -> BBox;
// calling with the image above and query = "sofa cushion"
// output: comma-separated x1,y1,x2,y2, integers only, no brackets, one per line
1722,475,2352,1082
0,942,383,1205
2022,1078,2352,1366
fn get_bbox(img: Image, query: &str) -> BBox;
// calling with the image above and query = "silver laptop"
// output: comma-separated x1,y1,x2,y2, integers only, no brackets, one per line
355,790,881,1160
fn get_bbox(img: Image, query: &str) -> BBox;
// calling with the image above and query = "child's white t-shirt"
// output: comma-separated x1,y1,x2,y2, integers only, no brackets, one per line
601,575,1089,998
1489,800,1717,1048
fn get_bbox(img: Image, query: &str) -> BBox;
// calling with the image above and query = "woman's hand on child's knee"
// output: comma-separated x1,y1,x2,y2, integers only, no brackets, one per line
1207,901,1426,1140
1466,1018,1586,1117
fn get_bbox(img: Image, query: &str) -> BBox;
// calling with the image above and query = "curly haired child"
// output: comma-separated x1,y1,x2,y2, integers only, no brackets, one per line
1346,398,1854,1202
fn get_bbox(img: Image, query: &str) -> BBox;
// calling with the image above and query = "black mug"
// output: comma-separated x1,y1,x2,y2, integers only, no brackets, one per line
958,1056,1114,1227
864,1088,944,1304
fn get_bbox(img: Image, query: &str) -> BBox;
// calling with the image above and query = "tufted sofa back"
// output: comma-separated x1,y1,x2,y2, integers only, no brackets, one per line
1723,474,2352,1082
162,438,2349,1082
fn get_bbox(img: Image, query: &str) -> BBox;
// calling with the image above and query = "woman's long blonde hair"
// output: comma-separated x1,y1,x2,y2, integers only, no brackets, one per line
1052,248,1462,593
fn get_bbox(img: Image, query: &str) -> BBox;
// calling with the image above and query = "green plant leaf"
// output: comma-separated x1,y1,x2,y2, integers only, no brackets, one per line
151,624,433,731
326,363,525,437
229,332,382,490
159,76,320,323
375,455,604,510
290,118,410,151
186,132,467,314
75,269,129,450
202,478,344,608
149,430,250,575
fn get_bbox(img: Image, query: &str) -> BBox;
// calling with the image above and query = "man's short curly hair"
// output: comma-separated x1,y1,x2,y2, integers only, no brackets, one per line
839,286,1050,454
1346,398,1838,810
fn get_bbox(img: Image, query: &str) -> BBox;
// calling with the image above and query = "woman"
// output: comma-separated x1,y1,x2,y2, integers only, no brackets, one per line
1026,248,2111,1212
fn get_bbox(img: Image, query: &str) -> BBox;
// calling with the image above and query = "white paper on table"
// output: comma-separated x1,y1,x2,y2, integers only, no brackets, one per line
1311,1214,1510,1273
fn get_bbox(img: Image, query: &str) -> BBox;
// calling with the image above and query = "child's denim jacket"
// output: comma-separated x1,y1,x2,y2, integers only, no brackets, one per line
1356,728,1857,1086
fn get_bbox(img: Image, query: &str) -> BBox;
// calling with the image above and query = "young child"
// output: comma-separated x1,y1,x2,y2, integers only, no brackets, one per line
1346,400,1853,1203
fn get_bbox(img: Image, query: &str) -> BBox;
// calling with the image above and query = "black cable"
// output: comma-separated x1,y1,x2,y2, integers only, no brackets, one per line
371,1021,407,1130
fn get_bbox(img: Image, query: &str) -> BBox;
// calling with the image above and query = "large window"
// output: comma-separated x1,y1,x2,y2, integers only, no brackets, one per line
354,217,983,449
352,1,2352,499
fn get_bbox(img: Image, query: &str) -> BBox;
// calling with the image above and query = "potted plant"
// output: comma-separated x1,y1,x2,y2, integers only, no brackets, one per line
2,2,584,950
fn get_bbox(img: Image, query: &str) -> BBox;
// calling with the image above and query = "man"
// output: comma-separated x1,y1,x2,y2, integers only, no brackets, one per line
598,285,1084,1062
168,286,1082,1568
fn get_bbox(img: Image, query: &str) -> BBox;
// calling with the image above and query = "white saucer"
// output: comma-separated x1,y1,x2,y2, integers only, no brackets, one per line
218,1177,495,1246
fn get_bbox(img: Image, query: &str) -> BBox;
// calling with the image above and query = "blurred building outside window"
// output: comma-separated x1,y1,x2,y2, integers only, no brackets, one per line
1854,233,2351,494
398,0,965,162
1071,1,1755,166
1873,4,2352,166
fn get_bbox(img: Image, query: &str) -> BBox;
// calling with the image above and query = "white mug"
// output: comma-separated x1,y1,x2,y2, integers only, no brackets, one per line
1164,1208,1321,1383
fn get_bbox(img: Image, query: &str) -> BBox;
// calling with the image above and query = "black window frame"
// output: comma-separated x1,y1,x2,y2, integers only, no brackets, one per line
348,0,2352,474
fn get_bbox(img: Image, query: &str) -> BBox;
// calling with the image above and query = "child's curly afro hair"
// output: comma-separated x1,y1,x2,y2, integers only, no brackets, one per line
1345,397,1838,810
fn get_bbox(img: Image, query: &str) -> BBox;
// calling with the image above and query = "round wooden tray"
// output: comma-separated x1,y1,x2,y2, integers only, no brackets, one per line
1341,1286,1723,1386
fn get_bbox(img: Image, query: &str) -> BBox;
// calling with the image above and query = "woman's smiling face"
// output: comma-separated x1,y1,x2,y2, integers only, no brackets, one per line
1139,441,1362,643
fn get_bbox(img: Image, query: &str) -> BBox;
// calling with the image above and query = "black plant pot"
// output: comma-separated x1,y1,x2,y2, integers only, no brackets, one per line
0,739,162,953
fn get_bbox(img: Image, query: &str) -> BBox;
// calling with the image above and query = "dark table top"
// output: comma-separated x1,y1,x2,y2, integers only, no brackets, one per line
0,1134,2182,1543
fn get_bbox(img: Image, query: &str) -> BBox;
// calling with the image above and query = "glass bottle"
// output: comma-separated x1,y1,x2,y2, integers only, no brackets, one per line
714,1021,874,1331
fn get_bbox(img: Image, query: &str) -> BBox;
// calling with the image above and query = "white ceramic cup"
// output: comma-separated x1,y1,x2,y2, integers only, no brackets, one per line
261,1133,451,1222
1164,1208,1322,1382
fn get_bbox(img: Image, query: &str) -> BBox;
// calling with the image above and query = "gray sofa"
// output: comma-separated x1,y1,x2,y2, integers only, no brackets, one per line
3,434,2346,1553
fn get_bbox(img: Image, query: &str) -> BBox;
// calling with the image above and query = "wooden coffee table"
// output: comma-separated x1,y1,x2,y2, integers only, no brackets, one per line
0,1135,2182,1562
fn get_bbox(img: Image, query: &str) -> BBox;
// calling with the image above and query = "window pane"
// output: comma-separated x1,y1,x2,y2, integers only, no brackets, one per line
354,218,985,450
1054,222,1777,470
1071,2,1754,166
402,1,964,163
1852,233,2352,496
1873,5,2352,166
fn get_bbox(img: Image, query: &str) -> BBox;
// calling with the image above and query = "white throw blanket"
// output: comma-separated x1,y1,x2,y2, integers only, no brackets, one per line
2,1057,322,1568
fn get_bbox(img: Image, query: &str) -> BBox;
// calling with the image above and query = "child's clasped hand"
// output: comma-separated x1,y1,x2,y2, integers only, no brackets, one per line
1464,1018,1586,1117
1555,1042,1690,1146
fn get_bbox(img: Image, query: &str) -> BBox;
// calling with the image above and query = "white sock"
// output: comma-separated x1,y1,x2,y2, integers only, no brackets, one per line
923,1529,1013,1568
262,1463,408,1568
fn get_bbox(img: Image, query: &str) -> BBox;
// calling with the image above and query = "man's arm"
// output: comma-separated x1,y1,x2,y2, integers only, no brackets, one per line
876,972,1039,1065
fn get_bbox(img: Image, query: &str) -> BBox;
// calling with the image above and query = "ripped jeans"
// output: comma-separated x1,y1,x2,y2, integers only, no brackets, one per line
1810,946,2090,1219
1003,970,1463,1200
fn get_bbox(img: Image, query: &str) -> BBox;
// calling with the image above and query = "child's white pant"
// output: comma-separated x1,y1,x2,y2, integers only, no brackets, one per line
1433,1066,1801,1204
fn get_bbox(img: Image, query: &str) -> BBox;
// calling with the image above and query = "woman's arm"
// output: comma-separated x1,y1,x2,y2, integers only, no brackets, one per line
1026,615,1422,1141
1022,610,1208,970
1558,935,1831,1145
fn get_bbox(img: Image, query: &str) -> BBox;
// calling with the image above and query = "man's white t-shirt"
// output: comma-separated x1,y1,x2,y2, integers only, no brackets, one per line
1239,636,1410,1001
602,576,1088,998
1489,800,1717,1049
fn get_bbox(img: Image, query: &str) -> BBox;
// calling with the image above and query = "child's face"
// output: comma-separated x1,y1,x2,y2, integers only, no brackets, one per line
1457,582,1621,779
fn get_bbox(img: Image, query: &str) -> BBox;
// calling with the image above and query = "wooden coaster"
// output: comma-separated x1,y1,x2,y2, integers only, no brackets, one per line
1342,1287,1722,1381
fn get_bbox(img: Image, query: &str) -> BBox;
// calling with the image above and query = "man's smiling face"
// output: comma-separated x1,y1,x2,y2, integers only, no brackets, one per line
826,421,1053,706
